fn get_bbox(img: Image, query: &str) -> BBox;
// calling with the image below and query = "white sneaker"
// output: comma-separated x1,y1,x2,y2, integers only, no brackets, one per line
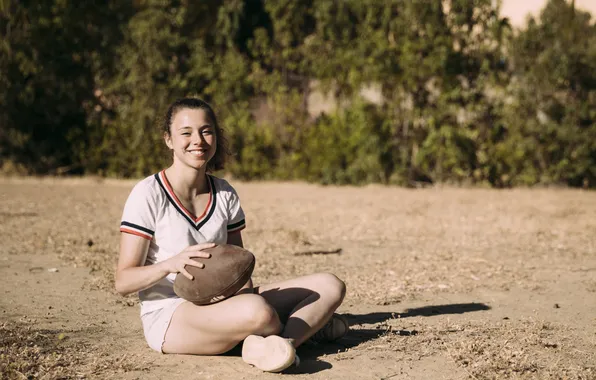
242,335,297,372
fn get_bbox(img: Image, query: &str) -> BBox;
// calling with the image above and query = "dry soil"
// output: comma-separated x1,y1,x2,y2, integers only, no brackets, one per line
1,177,595,379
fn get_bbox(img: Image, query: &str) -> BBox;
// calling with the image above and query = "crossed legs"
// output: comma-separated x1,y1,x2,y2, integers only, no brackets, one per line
162,293,282,354
162,272,346,354
257,272,346,347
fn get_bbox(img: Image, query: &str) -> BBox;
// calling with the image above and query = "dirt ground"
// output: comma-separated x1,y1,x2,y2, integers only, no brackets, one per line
1,176,595,380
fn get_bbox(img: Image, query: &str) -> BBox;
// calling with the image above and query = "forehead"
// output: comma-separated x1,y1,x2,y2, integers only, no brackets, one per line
171,108,213,127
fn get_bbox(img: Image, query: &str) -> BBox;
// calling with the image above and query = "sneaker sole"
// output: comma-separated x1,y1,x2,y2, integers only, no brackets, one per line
242,335,296,373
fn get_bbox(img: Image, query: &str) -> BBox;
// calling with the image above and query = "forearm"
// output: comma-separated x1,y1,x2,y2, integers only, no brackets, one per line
115,261,169,296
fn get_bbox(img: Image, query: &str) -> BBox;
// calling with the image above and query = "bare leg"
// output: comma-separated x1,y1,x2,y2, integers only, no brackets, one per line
162,293,282,354
256,273,346,347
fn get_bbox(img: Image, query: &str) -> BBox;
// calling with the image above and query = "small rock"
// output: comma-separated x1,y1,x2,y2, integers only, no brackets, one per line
48,268,59,273
554,303,560,309
87,239,94,247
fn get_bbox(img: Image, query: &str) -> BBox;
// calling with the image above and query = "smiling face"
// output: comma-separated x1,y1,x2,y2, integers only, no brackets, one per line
164,108,217,171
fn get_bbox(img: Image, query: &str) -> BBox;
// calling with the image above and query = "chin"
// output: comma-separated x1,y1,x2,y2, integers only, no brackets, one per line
188,162,208,170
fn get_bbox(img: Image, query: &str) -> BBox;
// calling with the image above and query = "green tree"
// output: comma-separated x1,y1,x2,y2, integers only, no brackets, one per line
0,1,132,174
506,0,596,187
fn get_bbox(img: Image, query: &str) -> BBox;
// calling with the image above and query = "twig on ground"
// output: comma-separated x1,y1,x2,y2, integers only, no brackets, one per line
293,248,342,256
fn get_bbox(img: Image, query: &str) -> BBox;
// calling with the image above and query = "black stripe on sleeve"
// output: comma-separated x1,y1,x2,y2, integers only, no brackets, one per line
120,221,154,235
227,219,246,230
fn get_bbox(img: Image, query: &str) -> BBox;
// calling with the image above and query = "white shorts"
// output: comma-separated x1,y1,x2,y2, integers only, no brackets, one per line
141,298,186,353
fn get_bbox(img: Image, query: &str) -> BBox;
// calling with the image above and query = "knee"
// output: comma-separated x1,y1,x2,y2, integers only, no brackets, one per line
237,294,281,334
314,273,346,305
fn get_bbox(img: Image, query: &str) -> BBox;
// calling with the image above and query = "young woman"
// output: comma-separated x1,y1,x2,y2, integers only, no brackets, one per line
115,98,347,372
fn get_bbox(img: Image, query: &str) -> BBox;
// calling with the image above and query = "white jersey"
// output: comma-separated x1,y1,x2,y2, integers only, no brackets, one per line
120,170,246,315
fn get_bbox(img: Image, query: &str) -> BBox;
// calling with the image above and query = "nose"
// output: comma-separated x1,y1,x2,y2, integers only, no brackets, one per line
191,131,210,146
191,131,203,145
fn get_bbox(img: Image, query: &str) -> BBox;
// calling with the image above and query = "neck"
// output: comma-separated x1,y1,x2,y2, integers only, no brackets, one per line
165,163,209,200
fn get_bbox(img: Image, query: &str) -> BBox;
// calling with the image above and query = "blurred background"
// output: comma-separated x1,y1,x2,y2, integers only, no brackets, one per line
0,0,594,188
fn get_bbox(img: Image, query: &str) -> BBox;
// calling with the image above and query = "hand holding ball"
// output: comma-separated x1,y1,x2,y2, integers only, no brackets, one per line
173,244,255,305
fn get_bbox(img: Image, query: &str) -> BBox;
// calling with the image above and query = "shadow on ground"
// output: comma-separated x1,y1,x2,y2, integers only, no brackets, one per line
346,302,491,325
224,303,490,375
223,345,333,375
299,302,491,359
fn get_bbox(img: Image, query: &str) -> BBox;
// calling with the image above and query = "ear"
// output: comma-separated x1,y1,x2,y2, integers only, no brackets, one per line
164,132,173,150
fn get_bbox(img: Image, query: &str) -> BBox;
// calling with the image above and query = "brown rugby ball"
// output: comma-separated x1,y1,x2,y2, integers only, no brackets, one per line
173,244,255,305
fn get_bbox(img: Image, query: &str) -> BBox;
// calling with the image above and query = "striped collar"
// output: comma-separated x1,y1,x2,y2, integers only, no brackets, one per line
154,170,217,230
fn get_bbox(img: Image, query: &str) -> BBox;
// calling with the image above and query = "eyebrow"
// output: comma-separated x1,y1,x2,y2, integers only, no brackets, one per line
177,124,213,132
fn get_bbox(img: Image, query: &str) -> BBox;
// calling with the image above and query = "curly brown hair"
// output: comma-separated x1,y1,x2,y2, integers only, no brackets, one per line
162,98,230,172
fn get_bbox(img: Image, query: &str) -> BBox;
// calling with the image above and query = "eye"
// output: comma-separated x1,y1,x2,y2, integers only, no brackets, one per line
201,129,213,135
181,132,191,136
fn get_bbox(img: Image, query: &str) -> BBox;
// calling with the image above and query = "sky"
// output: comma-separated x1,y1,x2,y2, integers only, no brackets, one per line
500,0,596,27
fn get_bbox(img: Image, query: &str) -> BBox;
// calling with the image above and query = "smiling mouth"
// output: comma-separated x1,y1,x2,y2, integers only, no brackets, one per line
187,149,208,156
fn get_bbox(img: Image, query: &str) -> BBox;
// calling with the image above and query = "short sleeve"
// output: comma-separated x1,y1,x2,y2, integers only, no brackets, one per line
225,182,246,233
120,180,157,240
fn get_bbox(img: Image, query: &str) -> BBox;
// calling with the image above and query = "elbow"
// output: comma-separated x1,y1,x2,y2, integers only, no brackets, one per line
115,285,129,297
114,282,128,297
114,274,131,297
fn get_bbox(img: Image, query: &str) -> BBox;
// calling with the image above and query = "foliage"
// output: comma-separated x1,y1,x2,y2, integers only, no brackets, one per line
504,0,596,187
1,0,594,188
0,1,133,174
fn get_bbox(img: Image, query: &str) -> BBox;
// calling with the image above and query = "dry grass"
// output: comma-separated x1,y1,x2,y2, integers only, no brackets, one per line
0,321,151,380
447,320,596,380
